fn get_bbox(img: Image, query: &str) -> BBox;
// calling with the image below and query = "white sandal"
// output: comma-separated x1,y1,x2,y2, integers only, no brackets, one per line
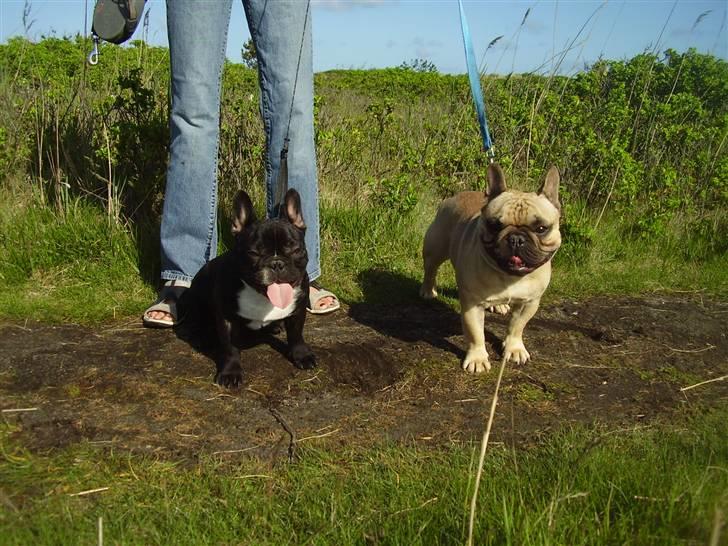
307,282,340,315
142,279,191,328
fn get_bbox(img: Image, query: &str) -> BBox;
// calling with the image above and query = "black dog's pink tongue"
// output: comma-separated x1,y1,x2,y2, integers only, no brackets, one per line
509,255,524,268
267,283,294,309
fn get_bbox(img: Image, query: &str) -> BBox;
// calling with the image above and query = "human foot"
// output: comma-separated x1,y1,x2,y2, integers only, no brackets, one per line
142,280,190,328
307,283,340,315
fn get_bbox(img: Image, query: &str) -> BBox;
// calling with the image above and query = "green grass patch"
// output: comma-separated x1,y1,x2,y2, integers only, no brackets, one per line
1,187,725,324
550,249,728,301
1,408,726,545
319,198,442,304
1,39,726,321
0,188,153,323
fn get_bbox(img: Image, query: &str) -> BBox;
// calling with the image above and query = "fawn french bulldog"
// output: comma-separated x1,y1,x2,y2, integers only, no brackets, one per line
421,164,561,372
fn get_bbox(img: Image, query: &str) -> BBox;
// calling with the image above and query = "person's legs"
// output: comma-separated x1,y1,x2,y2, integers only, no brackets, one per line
161,0,233,284
145,0,233,325
243,0,319,279
243,0,337,313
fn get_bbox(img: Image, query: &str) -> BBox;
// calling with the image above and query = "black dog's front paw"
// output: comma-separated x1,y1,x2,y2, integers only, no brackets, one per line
215,365,243,388
290,343,316,370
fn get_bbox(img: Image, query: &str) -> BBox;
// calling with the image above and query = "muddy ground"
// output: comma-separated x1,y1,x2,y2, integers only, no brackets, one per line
1,293,726,460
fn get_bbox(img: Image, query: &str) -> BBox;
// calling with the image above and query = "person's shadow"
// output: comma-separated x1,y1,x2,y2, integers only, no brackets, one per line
347,268,504,362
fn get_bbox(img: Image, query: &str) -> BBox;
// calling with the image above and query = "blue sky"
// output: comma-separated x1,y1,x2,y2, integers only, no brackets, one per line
1,1,726,74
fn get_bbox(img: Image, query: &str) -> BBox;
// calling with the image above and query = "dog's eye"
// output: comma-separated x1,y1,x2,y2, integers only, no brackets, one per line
283,243,302,255
486,219,503,231
246,249,261,260
535,225,549,234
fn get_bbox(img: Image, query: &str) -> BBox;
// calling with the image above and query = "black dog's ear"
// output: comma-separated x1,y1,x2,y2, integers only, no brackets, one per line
231,190,256,235
486,163,508,200
283,189,306,230
538,165,561,211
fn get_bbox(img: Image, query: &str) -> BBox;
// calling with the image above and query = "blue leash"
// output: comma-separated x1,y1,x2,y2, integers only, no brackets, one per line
458,0,495,160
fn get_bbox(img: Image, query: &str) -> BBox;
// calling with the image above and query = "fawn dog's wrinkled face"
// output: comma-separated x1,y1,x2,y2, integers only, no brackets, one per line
479,165,562,276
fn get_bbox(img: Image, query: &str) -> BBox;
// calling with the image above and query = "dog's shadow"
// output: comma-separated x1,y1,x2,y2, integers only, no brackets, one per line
172,292,290,365
347,269,503,361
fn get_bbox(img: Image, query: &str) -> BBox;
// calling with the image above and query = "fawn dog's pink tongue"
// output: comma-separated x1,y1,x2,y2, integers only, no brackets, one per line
509,255,524,268
267,283,294,308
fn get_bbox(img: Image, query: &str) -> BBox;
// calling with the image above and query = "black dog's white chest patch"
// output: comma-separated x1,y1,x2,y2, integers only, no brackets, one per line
236,282,301,330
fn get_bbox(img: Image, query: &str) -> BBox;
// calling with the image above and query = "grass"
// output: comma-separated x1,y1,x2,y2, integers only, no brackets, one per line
1,183,725,325
0,36,725,545
550,248,728,302
0,185,152,324
548,204,728,300
1,40,725,322
1,407,725,545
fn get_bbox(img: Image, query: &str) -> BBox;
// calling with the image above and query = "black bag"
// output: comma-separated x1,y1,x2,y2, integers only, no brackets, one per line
92,0,147,44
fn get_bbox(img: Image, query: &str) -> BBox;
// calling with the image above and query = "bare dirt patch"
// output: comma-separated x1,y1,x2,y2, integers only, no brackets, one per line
1,294,726,460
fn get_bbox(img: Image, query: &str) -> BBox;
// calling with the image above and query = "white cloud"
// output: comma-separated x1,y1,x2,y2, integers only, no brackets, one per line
412,37,443,49
410,37,443,63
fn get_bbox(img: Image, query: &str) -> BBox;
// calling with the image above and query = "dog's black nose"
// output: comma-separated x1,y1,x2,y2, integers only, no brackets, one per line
508,233,526,249
270,258,286,272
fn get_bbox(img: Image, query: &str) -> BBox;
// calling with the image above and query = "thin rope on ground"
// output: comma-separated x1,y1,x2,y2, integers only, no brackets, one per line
467,355,508,546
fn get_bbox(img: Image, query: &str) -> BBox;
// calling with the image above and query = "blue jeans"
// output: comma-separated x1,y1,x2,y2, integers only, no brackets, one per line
161,0,320,284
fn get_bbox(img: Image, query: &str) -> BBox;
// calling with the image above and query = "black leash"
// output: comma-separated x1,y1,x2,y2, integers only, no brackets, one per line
274,0,311,218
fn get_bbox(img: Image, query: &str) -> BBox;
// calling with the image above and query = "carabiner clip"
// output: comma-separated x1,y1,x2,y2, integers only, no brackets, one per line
87,34,100,66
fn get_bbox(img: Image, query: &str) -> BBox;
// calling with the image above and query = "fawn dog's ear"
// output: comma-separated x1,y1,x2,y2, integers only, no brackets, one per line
538,166,561,211
486,163,508,200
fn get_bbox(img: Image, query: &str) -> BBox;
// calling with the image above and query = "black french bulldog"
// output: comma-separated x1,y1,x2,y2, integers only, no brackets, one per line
182,188,316,388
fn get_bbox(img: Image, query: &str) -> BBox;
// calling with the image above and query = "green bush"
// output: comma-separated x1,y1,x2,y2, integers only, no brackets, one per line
0,38,725,288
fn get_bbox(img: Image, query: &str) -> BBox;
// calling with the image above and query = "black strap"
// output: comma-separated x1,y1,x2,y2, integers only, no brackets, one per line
273,0,310,218
275,138,290,218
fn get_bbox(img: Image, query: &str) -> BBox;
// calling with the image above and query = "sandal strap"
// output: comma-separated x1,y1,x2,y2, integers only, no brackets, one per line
159,279,190,301
309,280,331,291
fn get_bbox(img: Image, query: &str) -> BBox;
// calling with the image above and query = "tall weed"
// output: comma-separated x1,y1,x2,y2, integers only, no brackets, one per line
0,37,726,316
